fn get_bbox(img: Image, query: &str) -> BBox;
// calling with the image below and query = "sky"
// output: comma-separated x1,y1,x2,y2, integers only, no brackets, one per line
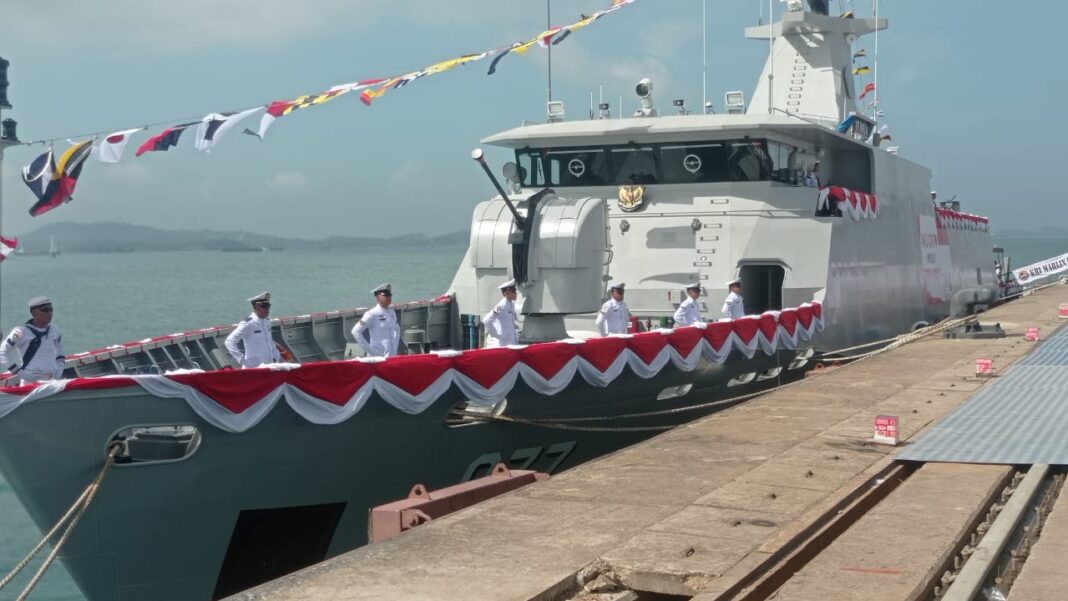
0,0,1065,239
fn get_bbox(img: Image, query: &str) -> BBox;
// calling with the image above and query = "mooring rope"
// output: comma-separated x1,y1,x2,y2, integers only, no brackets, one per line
0,443,122,600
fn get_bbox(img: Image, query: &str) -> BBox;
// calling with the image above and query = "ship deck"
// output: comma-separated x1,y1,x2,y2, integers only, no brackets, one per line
227,284,1068,601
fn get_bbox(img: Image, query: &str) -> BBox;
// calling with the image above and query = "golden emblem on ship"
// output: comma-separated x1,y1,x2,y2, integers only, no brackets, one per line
617,185,645,212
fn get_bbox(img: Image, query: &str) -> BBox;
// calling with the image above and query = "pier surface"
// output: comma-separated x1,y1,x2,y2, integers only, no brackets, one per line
231,285,1068,601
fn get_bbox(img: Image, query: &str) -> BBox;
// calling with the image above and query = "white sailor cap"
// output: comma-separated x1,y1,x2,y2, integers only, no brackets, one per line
247,291,271,303
27,296,52,309
685,282,702,291
608,282,626,291
499,279,517,291
371,283,392,295
725,277,741,287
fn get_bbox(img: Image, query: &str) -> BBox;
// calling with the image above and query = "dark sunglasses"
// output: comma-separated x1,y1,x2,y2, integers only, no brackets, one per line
377,291,393,297
503,287,517,293
254,302,271,309
34,306,53,313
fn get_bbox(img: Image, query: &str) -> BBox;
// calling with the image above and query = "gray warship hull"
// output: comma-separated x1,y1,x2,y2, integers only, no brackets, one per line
0,339,804,600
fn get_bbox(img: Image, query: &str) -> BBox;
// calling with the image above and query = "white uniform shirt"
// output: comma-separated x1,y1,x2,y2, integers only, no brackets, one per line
225,314,280,368
673,297,704,327
596,298,630,335
721,291,745,319
482,298,519,346
0,322,66,384
804,171,820,188
353,304,400,357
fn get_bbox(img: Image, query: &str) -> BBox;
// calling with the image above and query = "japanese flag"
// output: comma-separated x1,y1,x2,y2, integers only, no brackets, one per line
91,128,144,163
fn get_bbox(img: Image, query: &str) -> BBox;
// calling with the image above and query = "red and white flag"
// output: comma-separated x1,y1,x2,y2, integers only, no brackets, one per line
91,128,144,163
0,236,17,262
859,82,875,100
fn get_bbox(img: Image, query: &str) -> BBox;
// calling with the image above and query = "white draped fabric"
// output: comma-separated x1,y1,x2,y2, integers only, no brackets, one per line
0,304,824,433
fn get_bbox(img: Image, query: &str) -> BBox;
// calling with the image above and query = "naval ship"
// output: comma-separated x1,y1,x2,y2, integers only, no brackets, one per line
0,4,995,600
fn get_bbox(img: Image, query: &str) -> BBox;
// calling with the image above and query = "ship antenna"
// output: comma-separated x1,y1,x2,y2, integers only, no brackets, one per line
767,0,774,114
471,149,525,227
872,0,879,123
546,0,553,103
702,0,707,110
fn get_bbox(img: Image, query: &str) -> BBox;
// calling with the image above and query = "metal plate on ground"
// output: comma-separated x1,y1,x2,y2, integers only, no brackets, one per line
898,325,1068,465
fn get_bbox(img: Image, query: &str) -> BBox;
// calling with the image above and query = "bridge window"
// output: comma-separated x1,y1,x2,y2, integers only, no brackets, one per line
611,145,658,184
516,138,784,188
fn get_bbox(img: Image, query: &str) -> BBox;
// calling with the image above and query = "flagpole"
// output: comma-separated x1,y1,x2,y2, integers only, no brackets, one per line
0,106,7,331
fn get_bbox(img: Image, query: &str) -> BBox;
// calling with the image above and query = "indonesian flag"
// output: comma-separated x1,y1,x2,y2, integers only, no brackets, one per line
194,107,261,152
0,236,17,262
22,141,93,217
90,128,144,163
859,82,875,99
136,122,197,157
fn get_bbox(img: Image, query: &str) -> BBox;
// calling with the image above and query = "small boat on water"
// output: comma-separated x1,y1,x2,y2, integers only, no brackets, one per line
0,4,998,600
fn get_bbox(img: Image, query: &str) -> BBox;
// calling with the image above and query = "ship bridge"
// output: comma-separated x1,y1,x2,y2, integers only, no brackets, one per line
482,113,878,200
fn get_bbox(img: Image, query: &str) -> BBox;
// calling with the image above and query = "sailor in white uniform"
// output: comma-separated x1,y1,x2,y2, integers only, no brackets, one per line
721,278,745,319
225,291,282,368
596,282,630,335
353,283,400,357
673,283,705,327
0,296,66,385
483,279,520,346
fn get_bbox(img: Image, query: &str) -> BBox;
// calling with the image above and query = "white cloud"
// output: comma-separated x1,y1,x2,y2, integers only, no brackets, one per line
267,171,309,192
388,161,420,187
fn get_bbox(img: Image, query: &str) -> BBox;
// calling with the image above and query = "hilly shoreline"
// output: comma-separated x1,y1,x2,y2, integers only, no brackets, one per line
14,222,468,254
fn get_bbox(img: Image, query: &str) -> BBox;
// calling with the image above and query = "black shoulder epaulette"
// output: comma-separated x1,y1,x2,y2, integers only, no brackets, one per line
243,317,253,322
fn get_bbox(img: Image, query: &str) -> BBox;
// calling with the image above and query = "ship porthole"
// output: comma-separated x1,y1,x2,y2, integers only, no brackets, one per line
727,372,758,387
108,424,202,467
446,399,508,428
656,383,693,401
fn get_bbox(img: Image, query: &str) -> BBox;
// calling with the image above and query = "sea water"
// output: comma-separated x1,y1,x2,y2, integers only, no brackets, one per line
0,238,1063,600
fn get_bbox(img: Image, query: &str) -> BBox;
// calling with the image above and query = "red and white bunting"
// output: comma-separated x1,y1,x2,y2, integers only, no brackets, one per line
0,303,824,432
818,186,879,221
935,207,990,233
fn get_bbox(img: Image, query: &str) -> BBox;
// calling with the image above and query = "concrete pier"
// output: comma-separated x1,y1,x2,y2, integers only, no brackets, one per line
230,285,1068,601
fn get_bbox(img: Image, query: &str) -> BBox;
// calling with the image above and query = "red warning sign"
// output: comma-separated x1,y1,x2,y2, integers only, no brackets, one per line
976,358,993,376
874,415,899,445
1026,327,1040,342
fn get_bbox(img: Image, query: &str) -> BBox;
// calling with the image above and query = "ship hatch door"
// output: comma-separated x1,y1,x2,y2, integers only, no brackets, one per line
739,264,785,314
213,502,346,599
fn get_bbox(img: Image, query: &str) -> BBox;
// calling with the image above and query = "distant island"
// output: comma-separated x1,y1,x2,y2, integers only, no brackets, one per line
13,222,469,254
